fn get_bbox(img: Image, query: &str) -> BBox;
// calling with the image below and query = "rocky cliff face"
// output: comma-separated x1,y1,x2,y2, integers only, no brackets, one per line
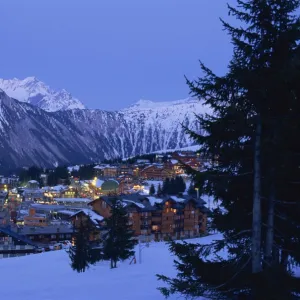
0,88,207,171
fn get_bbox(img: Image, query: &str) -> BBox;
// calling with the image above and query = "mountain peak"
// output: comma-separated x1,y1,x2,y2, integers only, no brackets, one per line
22,76,38,83
125,98,197,110
0,77,85,112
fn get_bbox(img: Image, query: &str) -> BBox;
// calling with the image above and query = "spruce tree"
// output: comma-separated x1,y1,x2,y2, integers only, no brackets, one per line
69,220,91,273
158,1,300,299
162,178,170,194
187,182,196,196
169,178,176,194
157,183,163,195
149,184,155,195
178,176,186,193
102,198,138,268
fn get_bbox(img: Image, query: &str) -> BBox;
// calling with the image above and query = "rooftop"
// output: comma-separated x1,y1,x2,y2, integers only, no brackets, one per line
54,198,91,203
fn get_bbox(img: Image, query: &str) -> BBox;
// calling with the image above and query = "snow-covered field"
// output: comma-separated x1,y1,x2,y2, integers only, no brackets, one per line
0,234,221,300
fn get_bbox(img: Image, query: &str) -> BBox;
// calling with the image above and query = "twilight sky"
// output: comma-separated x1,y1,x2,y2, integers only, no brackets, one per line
0,0,236,110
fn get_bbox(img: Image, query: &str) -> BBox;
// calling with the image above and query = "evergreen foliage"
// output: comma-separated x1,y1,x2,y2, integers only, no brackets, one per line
162,176,186,195
71,164,96,180
69,220,91,273
47,166,70,186
157,183,163,195
18,166,43,185
102,198,138,268
158,0,300,299
149,184,156,195
187,182,196,196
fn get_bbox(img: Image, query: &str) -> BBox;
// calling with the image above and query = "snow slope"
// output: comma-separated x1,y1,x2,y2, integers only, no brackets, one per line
0,233,298,300
0,235,222,300
0,77,85,112
0,90,208,170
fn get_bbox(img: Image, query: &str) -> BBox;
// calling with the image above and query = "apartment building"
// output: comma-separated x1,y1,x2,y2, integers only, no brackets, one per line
89,193,208,240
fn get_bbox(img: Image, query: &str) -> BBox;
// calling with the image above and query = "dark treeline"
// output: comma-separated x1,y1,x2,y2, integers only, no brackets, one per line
158,1,300,299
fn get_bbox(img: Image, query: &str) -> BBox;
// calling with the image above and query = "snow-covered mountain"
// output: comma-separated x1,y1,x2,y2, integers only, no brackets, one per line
0,88,207,171
0,77,85,112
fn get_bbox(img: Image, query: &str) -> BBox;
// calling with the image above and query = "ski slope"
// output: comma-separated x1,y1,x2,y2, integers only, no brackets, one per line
1,233,298,300
0,234,221,300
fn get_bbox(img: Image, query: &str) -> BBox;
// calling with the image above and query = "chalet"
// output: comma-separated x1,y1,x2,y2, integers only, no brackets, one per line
0,224,73,252
172,152,201,171
22,188,44,202
69,209,104,242
139,164,175,180
0,175,19,189
14,225,73,244
0,226,37,258
28,180,39,189
103,166,118,178
89,194,208,240
118,164,134,176
24,208,48,227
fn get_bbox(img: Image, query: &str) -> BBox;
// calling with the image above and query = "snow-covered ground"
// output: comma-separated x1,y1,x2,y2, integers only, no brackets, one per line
1,232,299,300
0,234,221,300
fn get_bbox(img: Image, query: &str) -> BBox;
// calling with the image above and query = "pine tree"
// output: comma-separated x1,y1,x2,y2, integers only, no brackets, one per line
169,178,176,194
102,198,138,268
178,176,186,193
149,184,155,195
162,178,170,195
158,1,300,299
187,182,196,196
157,183,163,195
69,220,91,273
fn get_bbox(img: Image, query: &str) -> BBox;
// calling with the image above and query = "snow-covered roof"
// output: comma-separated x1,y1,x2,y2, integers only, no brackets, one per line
54,198,91,203
94,164,110,170
88,179,104,188
123,199,145,208
28,180,39,184
146,197,163,206
171,159,178,164
51,185,67,192
72,209,104,225
57,210,75,216
169,196,185,203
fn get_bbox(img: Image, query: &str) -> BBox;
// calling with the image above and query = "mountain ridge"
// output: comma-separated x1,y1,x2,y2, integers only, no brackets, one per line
0,89,205,172
0,77,85,112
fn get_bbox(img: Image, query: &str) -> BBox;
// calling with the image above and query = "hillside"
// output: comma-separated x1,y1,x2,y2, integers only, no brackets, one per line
0,88,207,171
0,234,222,300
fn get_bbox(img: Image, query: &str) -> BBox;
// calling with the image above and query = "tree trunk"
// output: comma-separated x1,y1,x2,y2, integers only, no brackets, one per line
252,117,262,274
280,250,288,270
264,178,275,266
114,260,117,268
272,245,279,265
110,259,114,269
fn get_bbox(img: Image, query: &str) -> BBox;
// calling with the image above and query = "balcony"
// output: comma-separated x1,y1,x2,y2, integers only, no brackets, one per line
140,216,151,220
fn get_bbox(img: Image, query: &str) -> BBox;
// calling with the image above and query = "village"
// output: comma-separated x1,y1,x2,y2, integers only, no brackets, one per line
0,151,210,259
